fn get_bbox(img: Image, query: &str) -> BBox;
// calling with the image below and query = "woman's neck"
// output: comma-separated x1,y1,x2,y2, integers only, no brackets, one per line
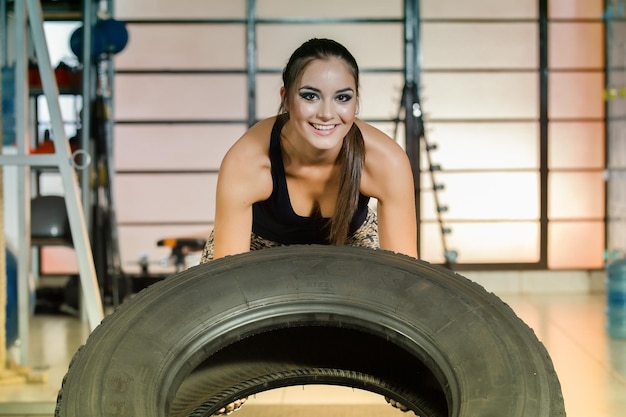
280,120,342,167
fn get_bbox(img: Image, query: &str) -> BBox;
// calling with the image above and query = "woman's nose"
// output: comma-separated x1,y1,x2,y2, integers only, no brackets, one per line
317,100,333,120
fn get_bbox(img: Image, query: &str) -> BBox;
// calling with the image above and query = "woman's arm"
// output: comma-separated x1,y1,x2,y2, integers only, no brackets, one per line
375,157,418,258
359,121,418,258
211,159,254,259
211,121,273,260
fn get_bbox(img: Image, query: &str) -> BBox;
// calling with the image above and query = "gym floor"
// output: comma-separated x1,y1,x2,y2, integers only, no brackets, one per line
0,292,625,416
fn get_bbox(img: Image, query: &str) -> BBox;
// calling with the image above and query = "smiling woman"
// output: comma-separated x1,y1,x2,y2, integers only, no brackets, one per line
203,38,418,264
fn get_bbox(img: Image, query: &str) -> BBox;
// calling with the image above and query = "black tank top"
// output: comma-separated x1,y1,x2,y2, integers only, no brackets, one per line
252,117,370,244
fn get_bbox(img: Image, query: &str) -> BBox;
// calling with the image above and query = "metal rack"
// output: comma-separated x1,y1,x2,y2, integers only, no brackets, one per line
401,0,455,265
0,0,104,364
605,0,626,261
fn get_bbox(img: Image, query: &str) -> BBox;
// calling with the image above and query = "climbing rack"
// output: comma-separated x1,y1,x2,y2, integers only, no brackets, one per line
399,0,456,268
394,80,457,268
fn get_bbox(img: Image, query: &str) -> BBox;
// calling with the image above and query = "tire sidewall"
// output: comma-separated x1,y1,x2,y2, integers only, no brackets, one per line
56,246,563,417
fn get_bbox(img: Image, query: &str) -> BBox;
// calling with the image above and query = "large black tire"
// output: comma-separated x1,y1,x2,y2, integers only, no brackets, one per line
55,246,565,417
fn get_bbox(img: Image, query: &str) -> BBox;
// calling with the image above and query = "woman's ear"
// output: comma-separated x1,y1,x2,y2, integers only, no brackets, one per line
280,87,288,111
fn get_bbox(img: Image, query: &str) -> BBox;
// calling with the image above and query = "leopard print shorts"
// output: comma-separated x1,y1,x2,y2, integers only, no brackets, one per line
200,207,379,263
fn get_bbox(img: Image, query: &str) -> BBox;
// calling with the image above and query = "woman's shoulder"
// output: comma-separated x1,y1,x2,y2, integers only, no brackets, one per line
356,119,407,162
357,119,413,197
223,116,277,161
247,116,279,138
237,116,277,147
218,117,275,201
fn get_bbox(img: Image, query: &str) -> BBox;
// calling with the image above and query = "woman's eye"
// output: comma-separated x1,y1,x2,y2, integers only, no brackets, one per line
299,92,318,101
336,94,353,103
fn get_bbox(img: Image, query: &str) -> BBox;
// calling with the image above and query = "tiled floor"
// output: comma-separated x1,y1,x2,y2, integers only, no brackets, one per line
1,292,625,416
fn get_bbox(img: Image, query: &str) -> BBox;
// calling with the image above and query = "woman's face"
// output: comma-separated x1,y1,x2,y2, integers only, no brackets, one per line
283,58,358,154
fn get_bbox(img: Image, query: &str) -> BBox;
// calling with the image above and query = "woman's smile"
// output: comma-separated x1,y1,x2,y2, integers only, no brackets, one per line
310,123,338,134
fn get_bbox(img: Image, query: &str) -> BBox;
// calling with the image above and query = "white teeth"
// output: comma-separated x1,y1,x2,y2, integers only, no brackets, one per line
312,123,335,131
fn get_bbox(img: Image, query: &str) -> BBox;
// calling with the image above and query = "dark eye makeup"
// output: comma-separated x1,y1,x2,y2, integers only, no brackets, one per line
298,87,354,103
299,90,319,101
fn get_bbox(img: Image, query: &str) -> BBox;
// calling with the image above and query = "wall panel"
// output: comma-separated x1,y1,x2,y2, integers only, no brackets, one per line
549,23,604,69
422,73,539,120
256,24,404,70
548,73,605,119
421,222,540,264
114,74,248,121
421,0,537,19
115,0,246,20
548,221,605,269
256,0,403,18
548,172,605,219
113,125,244,171
425,122,539,170
115,24,247,70
421,172,540,220
422,23,538,69
114,174,218,223
548,0,604,19
548,122,604,169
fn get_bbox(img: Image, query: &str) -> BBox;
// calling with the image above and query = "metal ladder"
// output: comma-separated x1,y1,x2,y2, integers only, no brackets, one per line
400,0,456,268
0,0,104,364
395,80,457,268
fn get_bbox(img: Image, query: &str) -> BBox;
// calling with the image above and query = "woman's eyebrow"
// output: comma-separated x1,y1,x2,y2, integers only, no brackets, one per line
299,86,354,94
299,86,321,92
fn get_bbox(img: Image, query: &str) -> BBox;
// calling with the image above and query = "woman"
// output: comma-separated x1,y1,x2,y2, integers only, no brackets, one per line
202,38,417,263
203,38,417,414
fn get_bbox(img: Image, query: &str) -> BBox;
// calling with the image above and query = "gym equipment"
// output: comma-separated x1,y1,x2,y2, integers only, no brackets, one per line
157,236,207,272
96,18,129,54
31,195,72,245
394,80,457,268
70,17,128,61
28,61,82,92
1,66,16,146
4,244,35,349
5,246,18,349
55,246,565,417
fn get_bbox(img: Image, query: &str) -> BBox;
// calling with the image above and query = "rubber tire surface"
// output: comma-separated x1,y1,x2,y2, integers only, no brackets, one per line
55,246,565,417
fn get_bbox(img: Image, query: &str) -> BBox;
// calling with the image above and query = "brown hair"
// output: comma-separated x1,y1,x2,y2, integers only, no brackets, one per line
279,38,365,245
